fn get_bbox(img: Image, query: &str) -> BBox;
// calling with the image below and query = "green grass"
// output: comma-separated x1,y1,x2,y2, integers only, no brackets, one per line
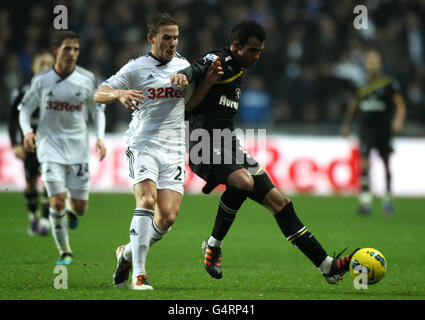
0,192,424,300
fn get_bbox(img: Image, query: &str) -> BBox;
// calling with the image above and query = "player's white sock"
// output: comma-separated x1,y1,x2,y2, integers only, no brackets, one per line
207,235,222,248
49,207,71,254
130,208,154,281
318,256,333,274
150,219,171,246
123,242,132,261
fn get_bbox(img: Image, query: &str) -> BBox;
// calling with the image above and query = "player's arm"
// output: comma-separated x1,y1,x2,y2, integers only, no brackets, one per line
94,85,144,111
94,106,107,161
340,98,359,137
391,92,406,134
185,59,224,111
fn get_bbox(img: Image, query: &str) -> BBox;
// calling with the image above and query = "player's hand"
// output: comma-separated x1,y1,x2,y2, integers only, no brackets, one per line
392,120,403,134
170,74,188,88
206,58,224,85
23,132,37,153
13,145,26,160
96,139,107,161
117,90,145,111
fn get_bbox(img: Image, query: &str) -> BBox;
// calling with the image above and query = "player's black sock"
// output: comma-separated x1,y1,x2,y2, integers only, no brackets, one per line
24,190,39,216
41,188,50,219
274,202,327,267
361,168,369,192
211,186,247,241
385,171,391,193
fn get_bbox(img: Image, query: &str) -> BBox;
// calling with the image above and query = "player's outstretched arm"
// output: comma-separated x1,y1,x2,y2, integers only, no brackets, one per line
185,59,223,111
94,85,144,111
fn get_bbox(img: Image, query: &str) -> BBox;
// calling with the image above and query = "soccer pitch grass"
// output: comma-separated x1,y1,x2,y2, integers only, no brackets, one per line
1,192,424,301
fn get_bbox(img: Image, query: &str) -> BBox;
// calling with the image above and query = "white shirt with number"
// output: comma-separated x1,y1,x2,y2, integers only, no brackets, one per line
18,66,105,164
102,53,190,159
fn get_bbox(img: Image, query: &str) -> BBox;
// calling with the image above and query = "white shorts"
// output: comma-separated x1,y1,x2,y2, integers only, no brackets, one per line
41,162,91,200
125,144,185,196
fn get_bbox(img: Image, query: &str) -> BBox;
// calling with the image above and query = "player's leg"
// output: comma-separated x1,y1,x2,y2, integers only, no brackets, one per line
150,189,182,247
379,141,394,215
358,137,373,214
65,164,90,229
38,187,51,235
202,167,251,279
23,152,42,235
41,162,73,264
24,178,40,236
260,183,359,284
48,191,73,264
66,190,89,229
128,180,156,290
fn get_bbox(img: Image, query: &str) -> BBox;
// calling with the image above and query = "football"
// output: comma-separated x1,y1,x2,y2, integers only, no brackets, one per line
349,248,387,285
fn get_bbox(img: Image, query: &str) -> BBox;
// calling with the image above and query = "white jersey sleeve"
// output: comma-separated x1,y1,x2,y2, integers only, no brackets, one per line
102,60,134,90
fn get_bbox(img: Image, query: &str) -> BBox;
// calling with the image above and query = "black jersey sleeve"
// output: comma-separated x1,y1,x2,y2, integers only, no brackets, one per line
178,52,221,83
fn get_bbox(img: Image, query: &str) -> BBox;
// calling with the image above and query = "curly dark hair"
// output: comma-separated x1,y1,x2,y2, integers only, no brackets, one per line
230,20,266,47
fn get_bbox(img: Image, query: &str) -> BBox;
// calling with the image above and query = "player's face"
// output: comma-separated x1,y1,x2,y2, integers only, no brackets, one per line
149,25,179,61
364,51,382,77
54,38,80,68
233,37,264,68
32,53,54,74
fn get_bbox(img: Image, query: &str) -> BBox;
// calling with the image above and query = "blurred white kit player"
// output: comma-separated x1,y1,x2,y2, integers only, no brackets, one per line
19,42,106,265
95,13,191,290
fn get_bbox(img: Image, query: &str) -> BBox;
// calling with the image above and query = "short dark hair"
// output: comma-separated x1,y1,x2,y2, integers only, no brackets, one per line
147,13,178,36
230,20,266,47
51,30,80,47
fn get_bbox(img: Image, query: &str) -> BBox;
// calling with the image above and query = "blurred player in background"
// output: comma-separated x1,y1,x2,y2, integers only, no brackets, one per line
177,20,359,285
94,13,190,290
341,50,406,216
8,51,54,236
19,30,107,265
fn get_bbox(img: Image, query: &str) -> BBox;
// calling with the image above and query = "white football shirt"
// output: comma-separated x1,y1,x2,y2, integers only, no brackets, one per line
102,53,190,150
18,66,105,164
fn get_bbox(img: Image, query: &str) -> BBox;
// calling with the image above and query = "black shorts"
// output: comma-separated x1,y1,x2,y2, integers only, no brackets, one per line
189,136,261,184
189,135,275,203
359,130,393,158
24,151,41,181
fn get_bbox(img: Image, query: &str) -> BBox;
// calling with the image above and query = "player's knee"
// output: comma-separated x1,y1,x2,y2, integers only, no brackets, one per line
228,170,254,192
157,211,178,229
50,198,65,212
72,200,88,216
138,195,156,211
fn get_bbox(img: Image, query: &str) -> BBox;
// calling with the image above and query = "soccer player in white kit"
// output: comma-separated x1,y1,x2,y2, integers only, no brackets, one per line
19,31,107,265
94,13,190,290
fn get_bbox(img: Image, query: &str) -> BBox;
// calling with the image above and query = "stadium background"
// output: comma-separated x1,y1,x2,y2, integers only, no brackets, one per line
0,0,424,195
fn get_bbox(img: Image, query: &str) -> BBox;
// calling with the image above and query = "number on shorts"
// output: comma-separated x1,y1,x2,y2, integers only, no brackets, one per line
76,164,88,177
174,166,183,181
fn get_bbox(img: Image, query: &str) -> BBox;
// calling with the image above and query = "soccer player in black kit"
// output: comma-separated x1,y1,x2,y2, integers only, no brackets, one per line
8,51,54,236
173,20,359,284
341,50,406,216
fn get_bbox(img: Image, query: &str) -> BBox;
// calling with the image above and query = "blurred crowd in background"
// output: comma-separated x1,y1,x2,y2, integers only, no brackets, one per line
1,0,424,135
